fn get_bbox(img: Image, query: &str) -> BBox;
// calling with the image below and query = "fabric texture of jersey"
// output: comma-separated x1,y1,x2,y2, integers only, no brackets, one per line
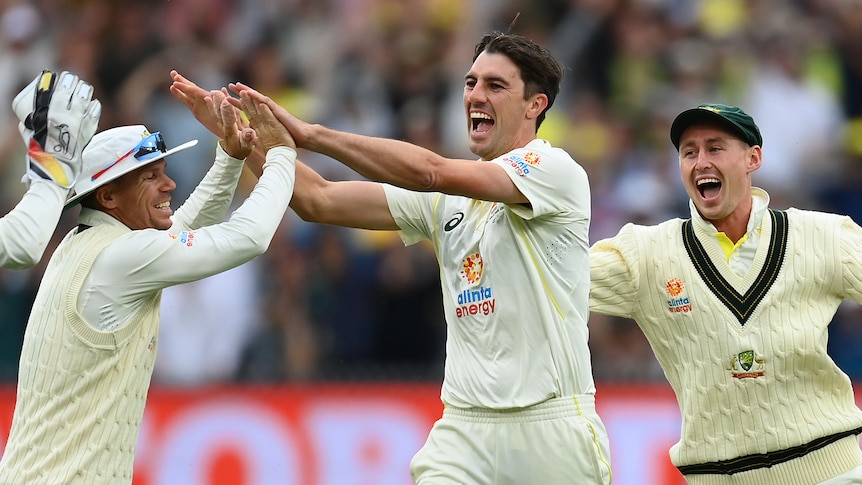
385,138,594,409
0,223,156,483
590,189,862,484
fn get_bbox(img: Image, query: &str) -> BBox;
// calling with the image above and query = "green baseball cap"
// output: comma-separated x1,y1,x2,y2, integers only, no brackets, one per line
670,103,762,150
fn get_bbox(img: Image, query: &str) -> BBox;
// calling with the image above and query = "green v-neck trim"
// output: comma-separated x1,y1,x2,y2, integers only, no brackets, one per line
682,209,788,326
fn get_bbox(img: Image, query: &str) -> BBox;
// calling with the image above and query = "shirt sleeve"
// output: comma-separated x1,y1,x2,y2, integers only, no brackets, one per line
383,183,439,246
0,180,66,269
589,224,641,318
83,147,296,319
491,144,590,223
840,215,862,304
171,142,245,230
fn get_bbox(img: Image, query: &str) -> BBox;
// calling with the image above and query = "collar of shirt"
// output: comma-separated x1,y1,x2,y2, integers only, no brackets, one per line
689,188,771,274
78,207,133,230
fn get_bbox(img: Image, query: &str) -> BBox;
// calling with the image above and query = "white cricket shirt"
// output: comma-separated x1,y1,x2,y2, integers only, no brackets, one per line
385,139,595,409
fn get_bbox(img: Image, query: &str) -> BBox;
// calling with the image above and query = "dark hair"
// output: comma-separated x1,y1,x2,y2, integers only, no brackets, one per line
473,32,562,131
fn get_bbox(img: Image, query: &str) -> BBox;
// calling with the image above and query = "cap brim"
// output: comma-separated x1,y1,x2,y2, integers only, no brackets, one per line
64,139,199,209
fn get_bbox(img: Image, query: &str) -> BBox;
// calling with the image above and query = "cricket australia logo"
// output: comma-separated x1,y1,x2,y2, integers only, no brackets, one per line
665,277,692,313
729,350,765,379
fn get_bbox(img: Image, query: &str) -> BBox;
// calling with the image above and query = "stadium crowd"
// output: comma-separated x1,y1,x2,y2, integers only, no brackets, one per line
0,0,861,385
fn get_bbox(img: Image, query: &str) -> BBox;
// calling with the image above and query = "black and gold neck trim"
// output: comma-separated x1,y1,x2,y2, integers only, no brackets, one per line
682,210,788,326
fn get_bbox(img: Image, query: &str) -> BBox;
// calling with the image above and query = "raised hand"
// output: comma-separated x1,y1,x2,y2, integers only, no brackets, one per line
227,83,308,148
214,92,256,160
169,70,220,135
12,70,101,188
169,70,253,159
234,87,296,153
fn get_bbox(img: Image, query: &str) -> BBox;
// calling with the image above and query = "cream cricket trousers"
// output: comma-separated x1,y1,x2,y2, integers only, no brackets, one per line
410,394,612,485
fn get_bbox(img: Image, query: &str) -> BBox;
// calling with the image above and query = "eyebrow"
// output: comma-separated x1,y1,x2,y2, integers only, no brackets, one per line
681,134,734,148
465,73,511,87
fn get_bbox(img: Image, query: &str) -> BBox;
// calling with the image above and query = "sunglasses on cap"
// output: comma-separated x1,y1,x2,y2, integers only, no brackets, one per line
90,131,167,181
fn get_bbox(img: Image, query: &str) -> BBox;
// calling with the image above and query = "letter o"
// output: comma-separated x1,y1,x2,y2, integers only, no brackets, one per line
150,401,300,485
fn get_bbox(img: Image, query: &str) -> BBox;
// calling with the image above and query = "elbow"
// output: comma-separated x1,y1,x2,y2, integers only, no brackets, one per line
243,233,272,258
7,246,43,269
411,155,443,192
252,237,271,256
289,198,318,224
414,171,437,192
5,257,38,270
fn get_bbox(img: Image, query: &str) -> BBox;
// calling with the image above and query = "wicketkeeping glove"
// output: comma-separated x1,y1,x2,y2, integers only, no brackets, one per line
11,70,101,188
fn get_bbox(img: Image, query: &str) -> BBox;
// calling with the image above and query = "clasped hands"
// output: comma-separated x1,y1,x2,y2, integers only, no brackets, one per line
169,71,306,162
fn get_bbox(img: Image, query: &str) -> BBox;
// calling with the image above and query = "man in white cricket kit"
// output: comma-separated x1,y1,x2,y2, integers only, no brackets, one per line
173,31,613,484
0,72,298,484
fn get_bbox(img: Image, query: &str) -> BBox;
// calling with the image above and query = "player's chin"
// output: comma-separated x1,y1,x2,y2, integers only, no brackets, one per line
153,215,173,230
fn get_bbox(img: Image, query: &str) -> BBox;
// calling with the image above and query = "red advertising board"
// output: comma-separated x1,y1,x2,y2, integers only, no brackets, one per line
0,383,698,485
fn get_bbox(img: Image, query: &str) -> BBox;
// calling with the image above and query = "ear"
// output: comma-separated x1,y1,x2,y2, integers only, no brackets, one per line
747,145,763,174
526,93,548,121
94,184,119,210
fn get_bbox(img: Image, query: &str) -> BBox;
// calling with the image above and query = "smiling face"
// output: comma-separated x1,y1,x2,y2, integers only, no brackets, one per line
97,160,177,230
463,51,547,161
678,123,762,236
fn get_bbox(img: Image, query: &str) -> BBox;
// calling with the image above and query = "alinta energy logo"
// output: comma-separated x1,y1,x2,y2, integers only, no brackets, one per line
502,151,542,177
169,231,197,247
665,277,692,313
456,252,496,318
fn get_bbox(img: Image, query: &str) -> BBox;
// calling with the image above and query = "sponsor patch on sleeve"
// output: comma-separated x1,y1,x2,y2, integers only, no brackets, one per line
169,230,197,247
502,152,541,176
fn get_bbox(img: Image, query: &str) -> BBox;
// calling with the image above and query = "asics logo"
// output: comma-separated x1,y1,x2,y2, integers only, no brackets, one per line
444,212,464,232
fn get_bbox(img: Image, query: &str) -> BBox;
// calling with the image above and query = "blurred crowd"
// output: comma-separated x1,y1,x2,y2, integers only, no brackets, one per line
1,0,861,385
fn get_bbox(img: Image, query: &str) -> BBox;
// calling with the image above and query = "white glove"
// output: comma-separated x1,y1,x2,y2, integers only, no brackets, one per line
11,70,101,188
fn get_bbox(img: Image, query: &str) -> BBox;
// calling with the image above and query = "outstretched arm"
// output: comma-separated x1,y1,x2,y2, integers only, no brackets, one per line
235,88,398,231
228,82,527,205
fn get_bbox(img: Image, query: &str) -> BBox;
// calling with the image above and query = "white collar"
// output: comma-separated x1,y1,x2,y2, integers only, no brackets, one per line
689,187,771,234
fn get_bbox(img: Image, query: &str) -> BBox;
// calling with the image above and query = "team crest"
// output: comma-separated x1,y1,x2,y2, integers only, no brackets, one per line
729,350,765,379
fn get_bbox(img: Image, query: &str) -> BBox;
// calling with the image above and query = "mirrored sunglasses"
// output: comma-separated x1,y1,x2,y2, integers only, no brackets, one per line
91,131,167,181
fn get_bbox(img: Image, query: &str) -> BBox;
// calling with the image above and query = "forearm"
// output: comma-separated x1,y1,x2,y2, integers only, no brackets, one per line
173,143,245,229
305,124,441,191
0,181,66,269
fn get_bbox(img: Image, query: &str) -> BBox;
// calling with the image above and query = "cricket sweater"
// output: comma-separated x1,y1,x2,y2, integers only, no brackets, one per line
0,224,160,484
590,205,862,484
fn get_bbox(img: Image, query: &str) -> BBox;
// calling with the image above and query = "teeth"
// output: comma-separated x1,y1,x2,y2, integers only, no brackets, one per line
697,178,720,186
155,201,170,209
470,112,491,120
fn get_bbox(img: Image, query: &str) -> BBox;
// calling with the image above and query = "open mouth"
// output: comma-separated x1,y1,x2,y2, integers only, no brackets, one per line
697,178,721,199
471,112,494,133
155,201,171,210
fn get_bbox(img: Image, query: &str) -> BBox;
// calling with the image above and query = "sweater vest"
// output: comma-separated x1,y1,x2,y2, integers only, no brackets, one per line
0,224,161,484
